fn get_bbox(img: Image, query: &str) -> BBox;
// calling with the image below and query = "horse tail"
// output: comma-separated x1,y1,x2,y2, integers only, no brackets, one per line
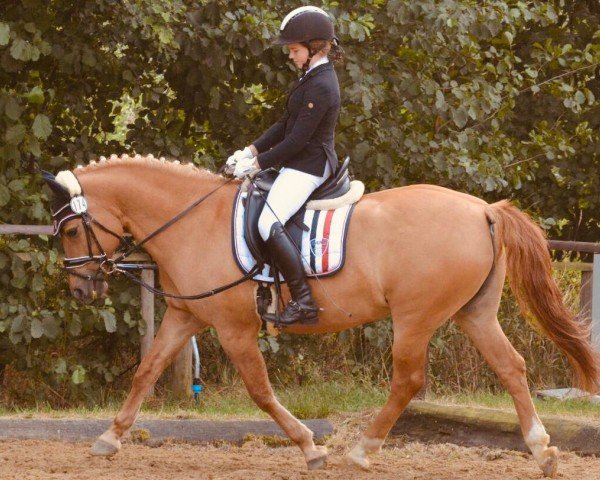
489,200,600,393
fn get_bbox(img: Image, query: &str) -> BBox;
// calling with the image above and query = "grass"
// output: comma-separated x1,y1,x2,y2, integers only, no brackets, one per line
277,379,389,418
0,379,389,420
0,380,598,422
432,391,600,421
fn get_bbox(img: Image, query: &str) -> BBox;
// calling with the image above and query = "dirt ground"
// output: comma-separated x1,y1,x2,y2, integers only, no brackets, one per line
1,412,599,480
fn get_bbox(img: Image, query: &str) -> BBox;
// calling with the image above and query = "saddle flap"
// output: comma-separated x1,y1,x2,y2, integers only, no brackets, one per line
253,169,279,191
243,183,269,265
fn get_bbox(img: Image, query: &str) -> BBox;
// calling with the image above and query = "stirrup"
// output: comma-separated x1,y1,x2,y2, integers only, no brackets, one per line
262,301,319,326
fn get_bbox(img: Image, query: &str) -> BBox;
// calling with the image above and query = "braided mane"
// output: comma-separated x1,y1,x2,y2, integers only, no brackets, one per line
75,153,221,180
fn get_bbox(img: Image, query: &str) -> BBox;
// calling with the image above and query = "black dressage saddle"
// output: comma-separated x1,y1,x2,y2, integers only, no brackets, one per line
243,157,351,266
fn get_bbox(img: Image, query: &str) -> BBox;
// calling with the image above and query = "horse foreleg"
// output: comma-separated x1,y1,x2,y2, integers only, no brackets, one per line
347,323,431,470
91,306,196,456
455,313,558,478
218,327,328,470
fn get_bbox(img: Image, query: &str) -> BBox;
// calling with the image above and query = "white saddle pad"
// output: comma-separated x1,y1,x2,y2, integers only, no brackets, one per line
232,191,354,283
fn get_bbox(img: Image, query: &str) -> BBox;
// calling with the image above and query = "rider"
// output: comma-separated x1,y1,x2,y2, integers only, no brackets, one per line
228,6,343,325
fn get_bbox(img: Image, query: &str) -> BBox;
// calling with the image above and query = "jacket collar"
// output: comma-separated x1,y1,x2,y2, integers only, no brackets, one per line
287,62,333,99
303,57,330,77
300,61,333,82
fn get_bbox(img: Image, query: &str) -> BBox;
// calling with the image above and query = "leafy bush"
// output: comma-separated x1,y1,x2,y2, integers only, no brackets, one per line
0,1,597,405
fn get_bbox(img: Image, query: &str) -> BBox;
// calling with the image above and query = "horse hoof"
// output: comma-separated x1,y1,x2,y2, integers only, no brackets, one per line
307,454,327,470
90,438,120,457
306,446,328,470
345,451,370,470
540,446,558,478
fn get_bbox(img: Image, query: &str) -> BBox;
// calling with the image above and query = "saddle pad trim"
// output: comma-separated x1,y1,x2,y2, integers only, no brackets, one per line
231,189,252,275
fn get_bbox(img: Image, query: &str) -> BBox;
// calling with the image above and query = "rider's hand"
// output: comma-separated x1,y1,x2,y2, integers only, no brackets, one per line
226,147,253,166
233,157,259,178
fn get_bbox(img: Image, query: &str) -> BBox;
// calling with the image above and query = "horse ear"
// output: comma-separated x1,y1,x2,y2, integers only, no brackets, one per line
42,170,71,212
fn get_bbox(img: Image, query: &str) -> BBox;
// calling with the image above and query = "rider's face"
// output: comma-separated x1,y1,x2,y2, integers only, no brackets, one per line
287,43,309,69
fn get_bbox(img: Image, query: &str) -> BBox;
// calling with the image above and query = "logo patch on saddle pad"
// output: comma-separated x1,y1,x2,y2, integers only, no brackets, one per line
232,192,355,283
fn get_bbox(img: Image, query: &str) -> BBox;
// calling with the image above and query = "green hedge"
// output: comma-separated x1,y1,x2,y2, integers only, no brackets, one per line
0,1,597,405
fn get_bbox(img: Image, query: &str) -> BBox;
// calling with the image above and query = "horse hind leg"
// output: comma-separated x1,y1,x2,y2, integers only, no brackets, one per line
346,315,434,470
453,267,558,478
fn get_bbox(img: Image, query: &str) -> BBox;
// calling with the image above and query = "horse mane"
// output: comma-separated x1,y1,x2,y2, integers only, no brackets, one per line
74,153,223,181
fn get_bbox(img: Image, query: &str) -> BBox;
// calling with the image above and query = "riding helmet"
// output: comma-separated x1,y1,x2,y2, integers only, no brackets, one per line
273,6,336,45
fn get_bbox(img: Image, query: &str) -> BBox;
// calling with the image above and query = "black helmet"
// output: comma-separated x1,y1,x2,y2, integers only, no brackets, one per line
273,6,336,46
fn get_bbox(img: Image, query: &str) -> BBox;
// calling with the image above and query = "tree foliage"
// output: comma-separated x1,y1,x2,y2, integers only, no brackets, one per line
0,0,598,402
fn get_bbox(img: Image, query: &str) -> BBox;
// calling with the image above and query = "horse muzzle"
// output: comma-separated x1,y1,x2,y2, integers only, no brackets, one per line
70,275,109,304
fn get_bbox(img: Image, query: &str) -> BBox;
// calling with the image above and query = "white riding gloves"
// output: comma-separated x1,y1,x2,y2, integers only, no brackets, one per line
226,146,253,166
233,156,258,178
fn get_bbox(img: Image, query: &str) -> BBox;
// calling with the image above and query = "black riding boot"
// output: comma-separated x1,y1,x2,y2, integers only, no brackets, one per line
262,223,319,325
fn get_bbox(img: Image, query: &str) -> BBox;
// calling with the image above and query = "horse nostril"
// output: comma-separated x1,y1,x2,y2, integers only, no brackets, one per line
73,288,85,301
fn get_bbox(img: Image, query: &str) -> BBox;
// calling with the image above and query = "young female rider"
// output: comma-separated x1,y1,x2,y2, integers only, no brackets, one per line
228,6,344,326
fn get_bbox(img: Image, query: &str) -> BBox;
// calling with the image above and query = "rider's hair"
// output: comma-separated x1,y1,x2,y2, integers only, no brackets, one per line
307,39,345,63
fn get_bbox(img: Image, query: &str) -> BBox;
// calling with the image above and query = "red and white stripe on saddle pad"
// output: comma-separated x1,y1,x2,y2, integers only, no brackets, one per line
232,192,354,283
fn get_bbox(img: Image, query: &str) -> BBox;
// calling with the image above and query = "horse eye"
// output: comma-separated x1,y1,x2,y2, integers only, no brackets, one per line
65,227,78,238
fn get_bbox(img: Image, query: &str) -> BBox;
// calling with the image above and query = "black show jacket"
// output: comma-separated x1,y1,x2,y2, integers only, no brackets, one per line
253,62,340,177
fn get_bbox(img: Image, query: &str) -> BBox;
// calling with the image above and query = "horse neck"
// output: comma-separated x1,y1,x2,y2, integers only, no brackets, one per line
79,162,233,257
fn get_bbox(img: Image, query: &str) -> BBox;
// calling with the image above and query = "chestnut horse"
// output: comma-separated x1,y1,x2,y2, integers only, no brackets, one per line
45,155,599,478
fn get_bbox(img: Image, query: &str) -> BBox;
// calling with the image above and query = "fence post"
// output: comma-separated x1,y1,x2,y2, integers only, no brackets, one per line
581,270,592,321
137,269,193,398
166,342,193,399
140,269,155,396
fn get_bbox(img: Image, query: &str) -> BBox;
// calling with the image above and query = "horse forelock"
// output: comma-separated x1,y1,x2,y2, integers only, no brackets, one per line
75,153,222,181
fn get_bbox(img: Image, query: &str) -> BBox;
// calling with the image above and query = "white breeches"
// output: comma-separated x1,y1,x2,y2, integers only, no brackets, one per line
258,165,331,241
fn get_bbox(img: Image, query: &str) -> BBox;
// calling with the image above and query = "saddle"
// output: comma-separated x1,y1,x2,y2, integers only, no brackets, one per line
243,157,352,267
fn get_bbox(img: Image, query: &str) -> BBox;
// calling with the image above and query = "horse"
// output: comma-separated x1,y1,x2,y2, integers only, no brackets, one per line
43,154,599,478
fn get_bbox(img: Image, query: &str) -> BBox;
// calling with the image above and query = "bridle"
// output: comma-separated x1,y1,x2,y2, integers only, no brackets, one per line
54,176,260,299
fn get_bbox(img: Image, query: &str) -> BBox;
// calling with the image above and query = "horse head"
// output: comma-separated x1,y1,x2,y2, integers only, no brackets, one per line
42,169,124,304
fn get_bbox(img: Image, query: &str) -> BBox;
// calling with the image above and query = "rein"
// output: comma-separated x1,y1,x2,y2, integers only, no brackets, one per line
116,264,260,300
111,176,235,264
58,176,260,299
